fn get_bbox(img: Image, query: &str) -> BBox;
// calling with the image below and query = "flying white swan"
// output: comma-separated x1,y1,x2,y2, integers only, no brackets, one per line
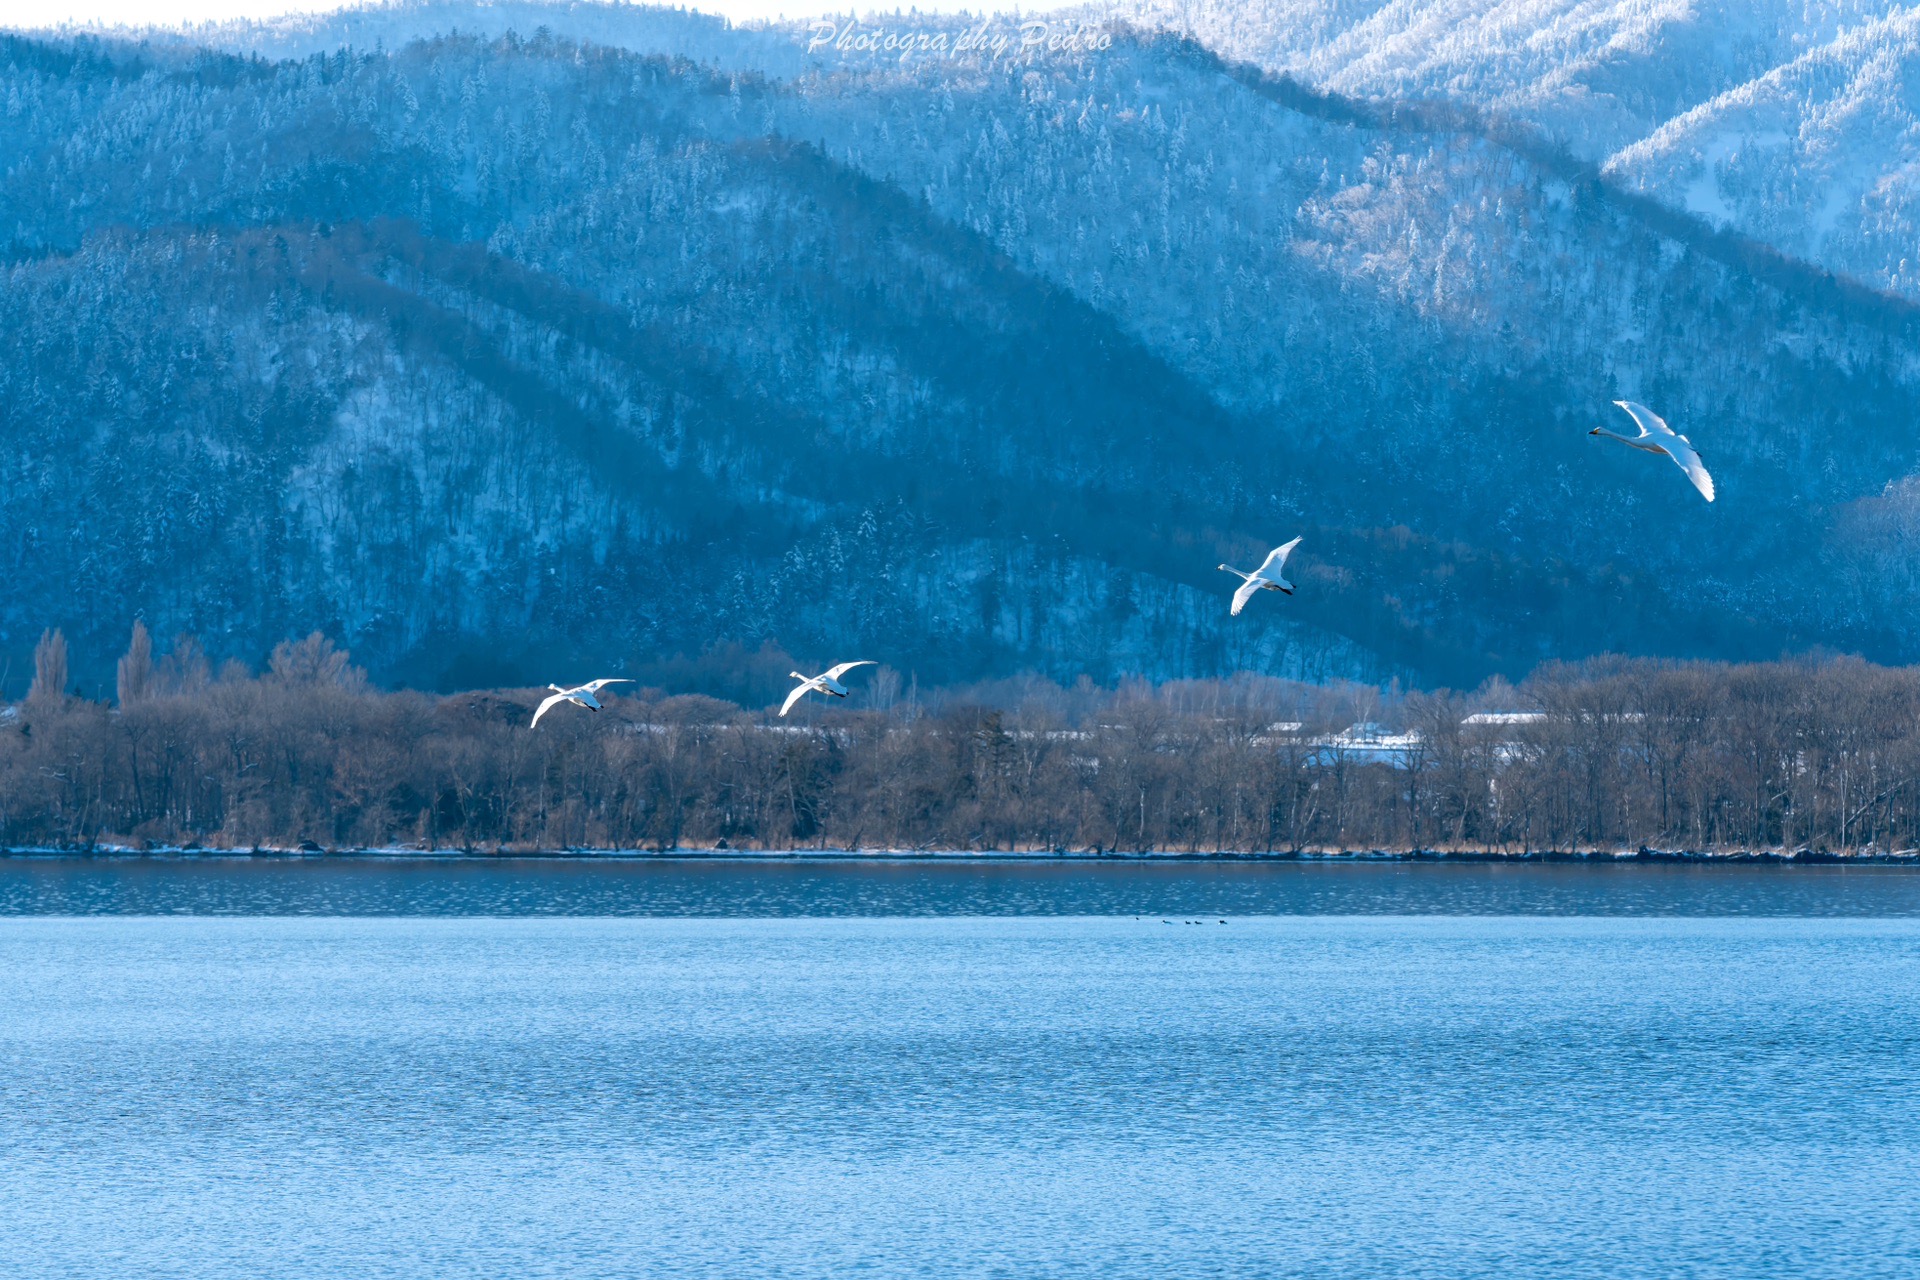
1219,538,1302,616
1590,400,1715,502
780,661,876,716
530,678,633,727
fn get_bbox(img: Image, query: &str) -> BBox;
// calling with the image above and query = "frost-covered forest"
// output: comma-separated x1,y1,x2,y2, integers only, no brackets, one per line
3,1,1919,699
5,625,1920,854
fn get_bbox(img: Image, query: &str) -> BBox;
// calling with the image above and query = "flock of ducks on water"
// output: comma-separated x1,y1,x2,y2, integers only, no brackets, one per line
530,400,1712,727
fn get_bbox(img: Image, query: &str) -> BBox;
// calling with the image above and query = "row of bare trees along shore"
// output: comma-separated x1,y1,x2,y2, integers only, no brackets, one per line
5,626,1920,856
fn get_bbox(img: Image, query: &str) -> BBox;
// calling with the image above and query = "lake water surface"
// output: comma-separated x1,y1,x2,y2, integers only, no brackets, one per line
2,860,1916,1278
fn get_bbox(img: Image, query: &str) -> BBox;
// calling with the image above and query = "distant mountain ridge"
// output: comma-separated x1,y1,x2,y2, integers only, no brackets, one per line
1107,0,1920,299
1,3,1917,700
1607,6,1920,301
115,1,1920,305
92,0,1920,299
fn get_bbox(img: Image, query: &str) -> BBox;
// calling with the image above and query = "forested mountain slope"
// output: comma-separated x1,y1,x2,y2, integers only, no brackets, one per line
1608,7,1920,300
1111,0,1899,156
1,8,1917,700
129,2,1920,299
168,0,810,73
1107,0,1920,299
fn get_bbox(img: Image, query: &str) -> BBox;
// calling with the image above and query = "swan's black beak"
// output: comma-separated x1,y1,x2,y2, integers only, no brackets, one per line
1587,427,1601,435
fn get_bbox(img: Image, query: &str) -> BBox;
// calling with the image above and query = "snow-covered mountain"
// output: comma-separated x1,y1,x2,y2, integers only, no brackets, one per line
1113,0,1900,155
154,1,1920,295
1106,0,1920,297
1,3,1917,697
1607,6,1920,299
129,0,813,72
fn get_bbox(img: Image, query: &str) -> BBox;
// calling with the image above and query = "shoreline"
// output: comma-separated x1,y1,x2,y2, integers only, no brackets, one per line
3,847,1919,866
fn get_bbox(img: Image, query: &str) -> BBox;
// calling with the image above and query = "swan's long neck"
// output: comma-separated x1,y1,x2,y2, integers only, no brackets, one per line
1593,425,1653,449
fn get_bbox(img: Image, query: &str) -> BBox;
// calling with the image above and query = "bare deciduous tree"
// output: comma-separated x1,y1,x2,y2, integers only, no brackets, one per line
28,629,68,707
5,638,1920,856
117,621,154,706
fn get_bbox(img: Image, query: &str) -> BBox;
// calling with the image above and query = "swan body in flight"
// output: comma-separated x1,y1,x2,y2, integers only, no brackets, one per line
1219,538,1302,616
1590,400,1715,502
530,678,633,727
781,661,876,716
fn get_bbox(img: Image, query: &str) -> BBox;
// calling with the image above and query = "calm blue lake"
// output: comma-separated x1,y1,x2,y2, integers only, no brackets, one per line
1,860,1916,1278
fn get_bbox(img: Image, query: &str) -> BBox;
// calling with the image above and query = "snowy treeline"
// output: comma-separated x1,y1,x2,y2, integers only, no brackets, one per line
5,627,1920,854
1,5,1919,695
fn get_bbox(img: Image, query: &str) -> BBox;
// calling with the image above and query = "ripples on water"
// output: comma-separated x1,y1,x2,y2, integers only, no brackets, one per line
3,854,1920,916
1,861,1917,1278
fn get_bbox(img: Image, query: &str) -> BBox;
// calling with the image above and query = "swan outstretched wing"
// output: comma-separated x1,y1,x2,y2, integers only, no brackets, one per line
779,682,816,717
1612,400,1663,441
1256,537,1302,579
1231,577,1263,616
1664,435,1716,502
580,678,633,694
824,660,875,683
1616,401,1713,500
530,691,570,727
